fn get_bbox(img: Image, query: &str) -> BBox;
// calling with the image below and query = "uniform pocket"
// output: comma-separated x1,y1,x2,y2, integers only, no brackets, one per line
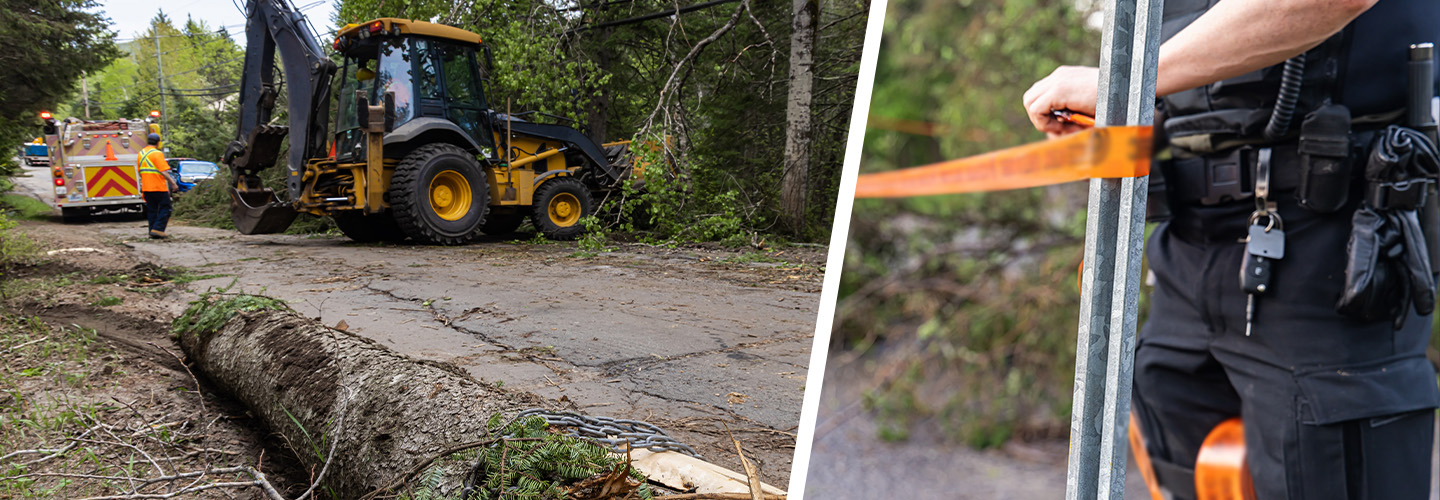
1292,354,1440,425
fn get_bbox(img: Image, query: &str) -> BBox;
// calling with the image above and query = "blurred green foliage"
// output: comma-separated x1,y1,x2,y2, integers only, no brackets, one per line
0,1,119,178
835,0,1100,447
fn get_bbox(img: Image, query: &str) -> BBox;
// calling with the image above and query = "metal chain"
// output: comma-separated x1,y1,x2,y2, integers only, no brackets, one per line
515,409,702,458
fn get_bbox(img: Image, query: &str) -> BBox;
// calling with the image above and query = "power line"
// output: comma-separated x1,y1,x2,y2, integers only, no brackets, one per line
566,0,743,34
115,28,236,43
165,83,240,93
166,55,244,78
83,53,243,96
156,33,239,56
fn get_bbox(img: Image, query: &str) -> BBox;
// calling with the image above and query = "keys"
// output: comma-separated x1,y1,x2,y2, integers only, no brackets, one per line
1240,252,1273,295
1241,212,1284,336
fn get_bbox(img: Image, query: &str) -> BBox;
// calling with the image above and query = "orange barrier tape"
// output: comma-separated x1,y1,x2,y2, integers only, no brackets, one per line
855,126,1153,198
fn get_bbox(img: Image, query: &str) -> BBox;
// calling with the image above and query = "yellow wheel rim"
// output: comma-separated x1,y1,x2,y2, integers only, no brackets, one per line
428,170,471,221
547,192,582,227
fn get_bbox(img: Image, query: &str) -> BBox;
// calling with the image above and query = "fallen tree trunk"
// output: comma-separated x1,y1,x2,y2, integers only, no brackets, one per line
178,306,552,498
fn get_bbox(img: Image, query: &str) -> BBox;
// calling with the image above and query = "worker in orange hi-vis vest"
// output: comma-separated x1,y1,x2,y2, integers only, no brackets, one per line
136,133,178,239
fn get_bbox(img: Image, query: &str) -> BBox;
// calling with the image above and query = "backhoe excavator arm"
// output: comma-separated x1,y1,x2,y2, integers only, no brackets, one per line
223,0,336,234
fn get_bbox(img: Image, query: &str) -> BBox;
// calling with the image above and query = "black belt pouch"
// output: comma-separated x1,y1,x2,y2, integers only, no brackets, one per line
1296,103,1353,213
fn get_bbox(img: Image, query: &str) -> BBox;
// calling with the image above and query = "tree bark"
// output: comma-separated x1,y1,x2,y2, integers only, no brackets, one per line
178,309,552,499
780,0,817,235
585,27,615,146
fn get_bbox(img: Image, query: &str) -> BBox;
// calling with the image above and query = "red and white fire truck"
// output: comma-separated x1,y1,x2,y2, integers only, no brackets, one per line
40,113,154,222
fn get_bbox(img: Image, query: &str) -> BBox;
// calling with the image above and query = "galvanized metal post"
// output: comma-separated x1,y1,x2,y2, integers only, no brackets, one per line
1065,0,1163,499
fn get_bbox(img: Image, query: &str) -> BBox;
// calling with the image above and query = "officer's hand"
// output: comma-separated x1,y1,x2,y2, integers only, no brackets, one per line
1023,65,1099,137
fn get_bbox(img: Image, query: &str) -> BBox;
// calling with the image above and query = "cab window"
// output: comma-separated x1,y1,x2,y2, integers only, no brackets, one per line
439,43,484,107
335,53,375,132
375,38,414,125
415,39,441,100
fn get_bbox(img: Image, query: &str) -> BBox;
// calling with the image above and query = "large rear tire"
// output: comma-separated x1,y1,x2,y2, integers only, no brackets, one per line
389,144,489,245
333,211,407,243
530,177,594,240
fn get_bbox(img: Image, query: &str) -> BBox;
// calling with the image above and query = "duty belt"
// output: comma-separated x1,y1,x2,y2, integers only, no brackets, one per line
1167,144,1305,206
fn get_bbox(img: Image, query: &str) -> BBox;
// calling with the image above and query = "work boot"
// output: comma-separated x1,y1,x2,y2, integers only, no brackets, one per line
149,229,169,240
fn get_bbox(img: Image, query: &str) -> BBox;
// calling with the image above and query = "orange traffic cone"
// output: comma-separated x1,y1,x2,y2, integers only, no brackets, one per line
104,140,117,161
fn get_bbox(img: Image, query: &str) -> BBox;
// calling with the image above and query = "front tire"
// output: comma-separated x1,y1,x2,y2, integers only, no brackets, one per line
389,144,489,245
531,177,594,240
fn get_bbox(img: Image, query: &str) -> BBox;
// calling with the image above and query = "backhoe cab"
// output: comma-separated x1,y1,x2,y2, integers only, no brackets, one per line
227,3,644,244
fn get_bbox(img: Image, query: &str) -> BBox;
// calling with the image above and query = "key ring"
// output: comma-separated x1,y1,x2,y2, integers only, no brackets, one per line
1248,210,1284,232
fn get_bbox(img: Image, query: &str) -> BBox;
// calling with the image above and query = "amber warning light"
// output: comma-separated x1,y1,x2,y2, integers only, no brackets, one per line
39,111,52,120
149,110,161,118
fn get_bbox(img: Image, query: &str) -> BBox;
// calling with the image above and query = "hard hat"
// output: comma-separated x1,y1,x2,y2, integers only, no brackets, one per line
147,133,161,145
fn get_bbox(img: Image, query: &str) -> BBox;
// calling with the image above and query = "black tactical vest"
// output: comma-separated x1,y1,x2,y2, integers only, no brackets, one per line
1159,0,1439,147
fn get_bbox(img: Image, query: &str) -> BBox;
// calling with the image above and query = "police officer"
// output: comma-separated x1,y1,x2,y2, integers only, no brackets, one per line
137,133,177,239
1023,0,1439,499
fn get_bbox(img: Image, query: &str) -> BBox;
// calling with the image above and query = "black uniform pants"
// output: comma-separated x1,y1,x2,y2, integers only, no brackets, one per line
1134,191,1439,500
143,191,171,233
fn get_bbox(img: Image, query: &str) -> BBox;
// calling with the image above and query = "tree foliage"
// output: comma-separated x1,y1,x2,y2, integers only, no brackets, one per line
0,0,119,175
835,0,1100,447
65,11,245,162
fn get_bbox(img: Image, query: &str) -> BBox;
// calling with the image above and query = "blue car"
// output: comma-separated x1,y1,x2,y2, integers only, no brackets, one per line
170,159,220,193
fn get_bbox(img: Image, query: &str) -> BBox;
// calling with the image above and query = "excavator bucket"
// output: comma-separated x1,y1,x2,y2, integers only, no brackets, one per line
229,187,298,234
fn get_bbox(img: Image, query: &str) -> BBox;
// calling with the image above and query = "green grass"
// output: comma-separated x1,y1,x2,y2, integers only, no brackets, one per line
0,194,52,221
0,211,40,272
170,272,232,285
510,232,554,245
88,296,121,307
0,272,76,302
0,313,215,498
86,275,128,285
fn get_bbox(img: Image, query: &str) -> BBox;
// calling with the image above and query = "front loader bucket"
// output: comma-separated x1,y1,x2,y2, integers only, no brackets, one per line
229,187,298,235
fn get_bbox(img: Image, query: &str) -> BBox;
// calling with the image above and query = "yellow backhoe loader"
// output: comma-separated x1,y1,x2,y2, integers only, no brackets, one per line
225,1,647,244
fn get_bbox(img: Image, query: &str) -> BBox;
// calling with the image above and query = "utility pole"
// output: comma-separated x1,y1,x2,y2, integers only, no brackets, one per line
153,32,167,140
82,72,90,119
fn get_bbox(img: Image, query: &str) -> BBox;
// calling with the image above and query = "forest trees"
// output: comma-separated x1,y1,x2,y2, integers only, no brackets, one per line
0,0,118,174
61,12,245,162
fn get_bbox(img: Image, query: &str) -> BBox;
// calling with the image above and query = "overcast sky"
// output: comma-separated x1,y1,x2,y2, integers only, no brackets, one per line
100,0,340,44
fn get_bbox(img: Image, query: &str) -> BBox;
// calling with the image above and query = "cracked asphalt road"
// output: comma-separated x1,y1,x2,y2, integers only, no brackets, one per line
11,164,820,485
